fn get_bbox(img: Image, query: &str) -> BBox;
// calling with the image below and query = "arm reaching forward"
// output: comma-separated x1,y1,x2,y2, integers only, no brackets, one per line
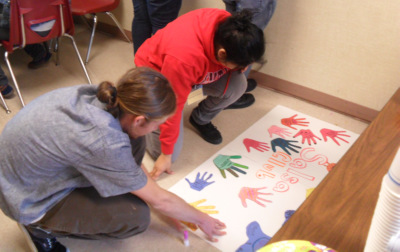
131,175,227,241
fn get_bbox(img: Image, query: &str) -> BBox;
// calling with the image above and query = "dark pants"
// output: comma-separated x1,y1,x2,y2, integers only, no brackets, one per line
29,187,150,240
28,136,150,240
131,0,182,54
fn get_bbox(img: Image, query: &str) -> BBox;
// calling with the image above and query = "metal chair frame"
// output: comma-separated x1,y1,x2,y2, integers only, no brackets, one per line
0,0,92,113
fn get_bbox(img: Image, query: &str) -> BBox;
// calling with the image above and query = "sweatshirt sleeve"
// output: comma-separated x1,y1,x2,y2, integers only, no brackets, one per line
159,55,203,155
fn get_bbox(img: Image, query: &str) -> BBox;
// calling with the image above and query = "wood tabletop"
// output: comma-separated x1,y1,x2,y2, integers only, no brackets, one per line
269,88,400,251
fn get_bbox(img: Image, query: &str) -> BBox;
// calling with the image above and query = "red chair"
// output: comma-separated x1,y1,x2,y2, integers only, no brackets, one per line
0,0,92,111
71,0,131,64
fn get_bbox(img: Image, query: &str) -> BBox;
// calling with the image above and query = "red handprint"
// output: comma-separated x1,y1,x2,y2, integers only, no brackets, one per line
320,128,350,146
243,138,270,153
293,129,321,145
281,114,309,130
268,125,292,139
239,187,273,208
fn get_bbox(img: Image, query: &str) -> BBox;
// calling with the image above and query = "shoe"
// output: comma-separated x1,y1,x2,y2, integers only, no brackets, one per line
189,115,222,144
28,52,52,69
0,85,14,99
246,78,257,92
18,224,69,252
224,93,255,110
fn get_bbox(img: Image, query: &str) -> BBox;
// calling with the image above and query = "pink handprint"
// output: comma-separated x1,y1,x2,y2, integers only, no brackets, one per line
243,138,270,153
281,114,309,130
268,125,292,139
320,128,350,146
293,129,321,145
239,187,273,208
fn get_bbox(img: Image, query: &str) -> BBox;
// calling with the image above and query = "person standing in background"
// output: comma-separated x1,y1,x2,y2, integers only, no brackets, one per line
223,0,277,109
131,0,182,54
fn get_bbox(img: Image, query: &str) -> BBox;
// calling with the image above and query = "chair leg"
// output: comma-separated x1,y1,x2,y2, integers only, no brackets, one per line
4,51,25,107
53,37,60,66
85,14,98,65
105,11,132,43
63,34,92,84
0,93,11,114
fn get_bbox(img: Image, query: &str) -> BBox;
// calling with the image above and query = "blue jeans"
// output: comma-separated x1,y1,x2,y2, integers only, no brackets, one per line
223,0,277,30
131,0,181,54
224,0,277,78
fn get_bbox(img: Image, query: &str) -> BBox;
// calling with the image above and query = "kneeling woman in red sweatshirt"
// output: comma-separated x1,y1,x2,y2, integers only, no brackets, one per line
134,8,265,180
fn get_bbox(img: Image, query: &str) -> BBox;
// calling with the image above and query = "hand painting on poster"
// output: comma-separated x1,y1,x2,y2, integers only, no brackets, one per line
181,199,219,231
293,129,321,145
185,172,215,191
213,155,248,178
271,138,301,155
238,187,273,208
281,114,310,130
320,128,350,146
243,138,270,153
268,125,292,139
236,221,271,252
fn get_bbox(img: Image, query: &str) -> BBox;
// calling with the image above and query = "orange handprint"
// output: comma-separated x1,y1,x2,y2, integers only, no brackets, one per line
281,114,309,130
238,187,273,208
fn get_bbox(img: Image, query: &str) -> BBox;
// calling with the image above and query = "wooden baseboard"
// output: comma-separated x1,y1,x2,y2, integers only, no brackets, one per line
250,71,378,123
92,21,378,123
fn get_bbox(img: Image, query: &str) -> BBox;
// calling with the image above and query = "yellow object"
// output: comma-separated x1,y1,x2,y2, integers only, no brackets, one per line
258,240,336,252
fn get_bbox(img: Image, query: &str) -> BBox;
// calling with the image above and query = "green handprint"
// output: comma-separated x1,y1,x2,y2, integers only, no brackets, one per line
213,154,248,178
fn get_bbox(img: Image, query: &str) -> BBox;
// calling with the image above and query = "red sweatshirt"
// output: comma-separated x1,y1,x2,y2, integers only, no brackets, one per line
134,8,231,155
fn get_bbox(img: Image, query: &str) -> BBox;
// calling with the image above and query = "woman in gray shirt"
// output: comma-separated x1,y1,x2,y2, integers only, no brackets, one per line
0,67,226,252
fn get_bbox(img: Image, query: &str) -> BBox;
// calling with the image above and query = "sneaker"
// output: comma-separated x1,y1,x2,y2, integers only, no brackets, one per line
224,93,255,110
246,78,257,92
0,85,14,99
189,115,222,144
18,224,69,252
28,52,52,69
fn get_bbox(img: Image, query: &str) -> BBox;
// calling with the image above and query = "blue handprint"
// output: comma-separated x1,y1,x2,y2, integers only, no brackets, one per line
283,210,295,226
185,172,215,191
271,138,301,155
236,221,271,252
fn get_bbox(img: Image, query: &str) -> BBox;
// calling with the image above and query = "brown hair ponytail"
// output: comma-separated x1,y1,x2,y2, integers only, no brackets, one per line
97,67,176,119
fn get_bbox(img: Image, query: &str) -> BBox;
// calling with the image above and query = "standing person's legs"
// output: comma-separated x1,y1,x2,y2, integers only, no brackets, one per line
0,66,13,98
147,0,182,34
191,71,247,124
145,111,184,162
132,0,152,54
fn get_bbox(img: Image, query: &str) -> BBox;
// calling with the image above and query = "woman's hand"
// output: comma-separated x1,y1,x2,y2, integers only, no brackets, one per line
198,215,227,242
150,153,173,180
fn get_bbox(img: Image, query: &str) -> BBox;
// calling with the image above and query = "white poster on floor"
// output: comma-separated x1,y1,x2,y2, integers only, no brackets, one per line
169,105,359,252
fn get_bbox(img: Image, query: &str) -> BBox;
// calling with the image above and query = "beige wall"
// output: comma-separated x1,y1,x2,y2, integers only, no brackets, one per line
107,0,399,111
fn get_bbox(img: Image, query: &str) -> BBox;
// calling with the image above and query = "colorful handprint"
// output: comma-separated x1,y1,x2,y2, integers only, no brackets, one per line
293,129,321,145
239,187,273,208
320,128,350,146
268,125,292,139
271,138,301,155
236,221,271,252
213,154,248,178
185,172,215,191
243,138,270,153
281,114,309,130
181,199,219,231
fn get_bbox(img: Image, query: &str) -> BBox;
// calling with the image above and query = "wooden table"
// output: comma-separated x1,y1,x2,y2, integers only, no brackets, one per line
269,88,400,251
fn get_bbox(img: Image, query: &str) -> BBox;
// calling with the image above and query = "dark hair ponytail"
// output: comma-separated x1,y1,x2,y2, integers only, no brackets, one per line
214,9,265,67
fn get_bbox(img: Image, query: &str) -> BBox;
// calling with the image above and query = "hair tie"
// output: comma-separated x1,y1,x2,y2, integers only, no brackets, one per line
111,86,117,104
